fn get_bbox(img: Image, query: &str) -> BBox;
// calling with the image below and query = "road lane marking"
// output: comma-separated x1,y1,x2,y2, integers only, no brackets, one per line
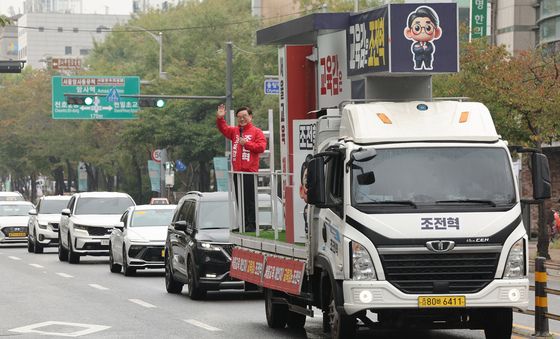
9,321,110,337
29,264,44,268
129,299,157,308
88,284,108,290
56,273,73,278
8,256,21,260
184,319,222,332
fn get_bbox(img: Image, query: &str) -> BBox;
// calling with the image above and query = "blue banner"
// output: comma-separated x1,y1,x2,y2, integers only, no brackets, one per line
148,160,161,193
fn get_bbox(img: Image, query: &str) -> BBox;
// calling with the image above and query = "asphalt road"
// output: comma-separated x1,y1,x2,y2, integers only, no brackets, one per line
0,245,556,339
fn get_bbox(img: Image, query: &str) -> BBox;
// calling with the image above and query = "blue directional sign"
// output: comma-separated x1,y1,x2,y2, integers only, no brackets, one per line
106,86,121,103
264,78,280,95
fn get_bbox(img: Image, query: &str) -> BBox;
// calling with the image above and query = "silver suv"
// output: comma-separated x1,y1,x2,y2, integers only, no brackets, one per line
58,192,135,264
27,195,71,253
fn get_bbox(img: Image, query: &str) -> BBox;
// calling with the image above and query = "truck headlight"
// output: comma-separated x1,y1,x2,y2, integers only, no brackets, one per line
351,241,376,280
504,238,525,279
38,222,48,229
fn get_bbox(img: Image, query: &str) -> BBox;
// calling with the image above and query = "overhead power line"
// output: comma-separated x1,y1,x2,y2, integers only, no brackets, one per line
11,5,325,34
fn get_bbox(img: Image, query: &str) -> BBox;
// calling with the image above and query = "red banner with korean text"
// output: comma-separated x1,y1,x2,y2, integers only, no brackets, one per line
262,256,306,295
229,247,265,285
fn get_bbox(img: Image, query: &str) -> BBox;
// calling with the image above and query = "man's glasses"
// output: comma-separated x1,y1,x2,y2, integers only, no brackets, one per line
412,24,435,35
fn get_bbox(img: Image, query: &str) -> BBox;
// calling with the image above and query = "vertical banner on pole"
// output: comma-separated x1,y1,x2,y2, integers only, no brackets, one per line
148,160,161,193
78,162,88,192
470,0,487,40
213,156,229,192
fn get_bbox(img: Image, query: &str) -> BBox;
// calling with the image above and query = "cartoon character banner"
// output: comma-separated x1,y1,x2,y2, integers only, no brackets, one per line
391,3,458,73
346,3,458,75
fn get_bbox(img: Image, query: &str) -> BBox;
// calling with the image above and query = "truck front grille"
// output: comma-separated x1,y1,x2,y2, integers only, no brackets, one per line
379,250,500,294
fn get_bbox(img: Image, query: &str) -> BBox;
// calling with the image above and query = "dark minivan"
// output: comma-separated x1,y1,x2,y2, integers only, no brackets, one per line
164,191,244,299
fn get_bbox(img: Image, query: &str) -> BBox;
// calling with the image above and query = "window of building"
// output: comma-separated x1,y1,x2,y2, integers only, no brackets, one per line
79,49,90,56
65,46,72,55
73,28,79,33
58,27,63,32
38,27,44,32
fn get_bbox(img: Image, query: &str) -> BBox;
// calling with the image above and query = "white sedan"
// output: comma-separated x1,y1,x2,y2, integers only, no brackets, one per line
109,204,176,276
0,201,34,244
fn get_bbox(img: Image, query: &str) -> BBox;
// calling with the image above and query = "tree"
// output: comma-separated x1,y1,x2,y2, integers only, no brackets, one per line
434,39,560,258
0,15,11,27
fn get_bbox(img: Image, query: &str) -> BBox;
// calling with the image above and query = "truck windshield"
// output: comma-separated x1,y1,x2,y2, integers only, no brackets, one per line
351,147,516,210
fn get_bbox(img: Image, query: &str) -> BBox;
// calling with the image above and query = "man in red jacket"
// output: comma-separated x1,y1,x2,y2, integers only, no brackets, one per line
216,104,266,231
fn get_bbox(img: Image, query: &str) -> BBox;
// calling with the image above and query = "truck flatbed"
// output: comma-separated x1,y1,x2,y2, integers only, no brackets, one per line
230,232,308,259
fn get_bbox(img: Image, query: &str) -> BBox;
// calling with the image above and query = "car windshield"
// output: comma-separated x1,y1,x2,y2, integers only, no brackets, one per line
351,147,516,209
75,197,135,215
40,199,70,214
197,201,231,229
131,209,174,227
0,204,33,216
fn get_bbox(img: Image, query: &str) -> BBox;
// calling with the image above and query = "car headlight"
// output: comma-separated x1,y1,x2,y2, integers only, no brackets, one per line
38,222,48,229
73,224,88,231
504,238,525,279
198,242,222,251
351,241,376,280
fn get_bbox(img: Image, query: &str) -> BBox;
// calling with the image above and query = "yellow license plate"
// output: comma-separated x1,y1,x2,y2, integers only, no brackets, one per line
418,296,465,308
8,232,26,237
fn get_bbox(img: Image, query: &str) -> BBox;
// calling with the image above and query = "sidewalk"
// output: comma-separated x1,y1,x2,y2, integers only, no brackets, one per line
529,240,560,276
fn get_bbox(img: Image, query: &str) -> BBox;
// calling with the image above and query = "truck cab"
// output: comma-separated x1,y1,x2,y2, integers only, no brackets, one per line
305,100,550,338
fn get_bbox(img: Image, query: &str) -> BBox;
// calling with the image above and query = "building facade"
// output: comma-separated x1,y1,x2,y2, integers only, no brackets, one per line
17,13,129,69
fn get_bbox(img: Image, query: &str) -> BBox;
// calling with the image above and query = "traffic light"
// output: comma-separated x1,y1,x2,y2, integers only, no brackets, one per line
139,98,165,108
67,96,93,105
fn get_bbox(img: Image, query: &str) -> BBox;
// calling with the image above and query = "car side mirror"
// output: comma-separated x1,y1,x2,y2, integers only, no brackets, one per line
532,152,551,200
61,208,71,216
28,209,37,216
174,220,187,232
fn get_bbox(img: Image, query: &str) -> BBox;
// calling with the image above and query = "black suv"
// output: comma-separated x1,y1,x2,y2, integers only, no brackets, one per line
164,191,246,299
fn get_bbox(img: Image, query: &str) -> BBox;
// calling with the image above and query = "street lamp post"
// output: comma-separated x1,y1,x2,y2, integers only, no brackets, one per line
129,26,166,79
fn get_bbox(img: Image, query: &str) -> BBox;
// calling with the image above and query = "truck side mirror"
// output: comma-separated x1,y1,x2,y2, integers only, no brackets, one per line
531,152,551,200
307,157,326,206
61,208,71,216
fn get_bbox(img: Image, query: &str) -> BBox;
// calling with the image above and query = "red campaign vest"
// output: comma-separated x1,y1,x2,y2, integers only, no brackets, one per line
216,117,266,172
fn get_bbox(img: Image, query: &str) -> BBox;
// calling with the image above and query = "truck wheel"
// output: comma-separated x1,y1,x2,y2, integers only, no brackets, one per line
165,254,183,294
484,308,512,339
67,233,80,264
328,289,356,338
286,311,306,329
264,288,288,329
58,233,68,262
187,258,206,300
109,244,121,273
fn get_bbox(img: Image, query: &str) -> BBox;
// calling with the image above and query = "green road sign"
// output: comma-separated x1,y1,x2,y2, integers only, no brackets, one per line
470,0,487,40
52,76,140,119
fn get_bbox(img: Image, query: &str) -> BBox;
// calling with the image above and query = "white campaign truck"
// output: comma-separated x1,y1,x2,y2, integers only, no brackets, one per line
229,100,551,339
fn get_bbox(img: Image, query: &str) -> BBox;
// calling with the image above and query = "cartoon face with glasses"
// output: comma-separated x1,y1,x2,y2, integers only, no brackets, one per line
404,6,442,70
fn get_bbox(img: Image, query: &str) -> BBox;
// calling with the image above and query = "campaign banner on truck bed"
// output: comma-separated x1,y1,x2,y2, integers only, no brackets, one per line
262,255,306,295
346,3,458,75
230,247,265,286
